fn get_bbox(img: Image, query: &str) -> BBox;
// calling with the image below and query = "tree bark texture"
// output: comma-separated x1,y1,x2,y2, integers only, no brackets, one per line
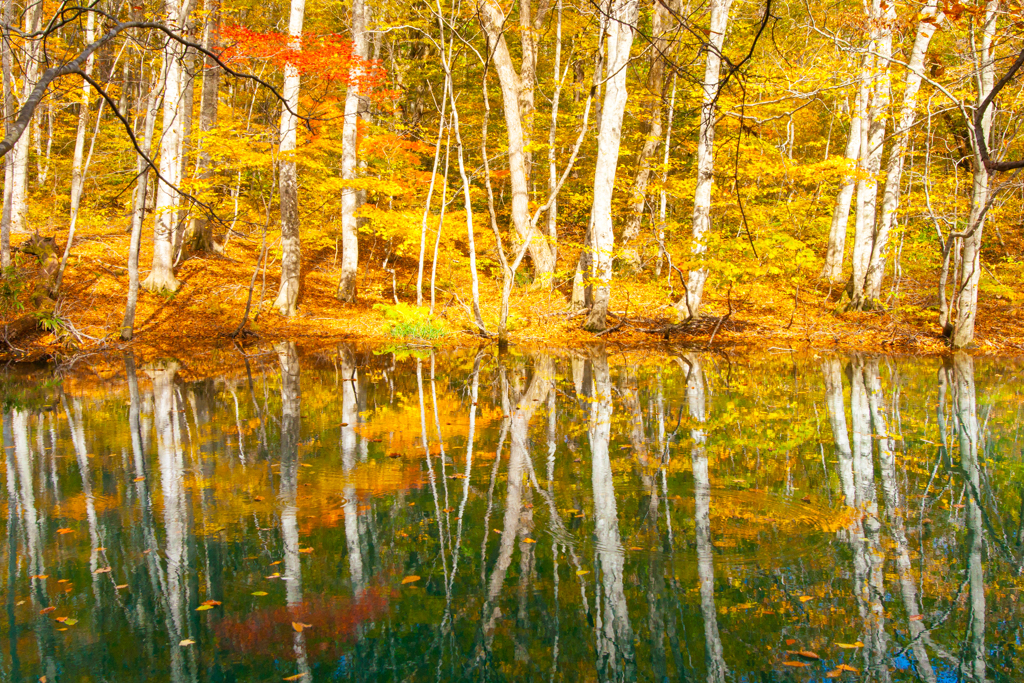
337,0,368,302
273,0,306,315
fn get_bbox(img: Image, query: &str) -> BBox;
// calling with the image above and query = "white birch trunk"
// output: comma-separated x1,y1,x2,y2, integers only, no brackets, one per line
478,0,555,279
273,0,306,315
336,0,368,302
143,0,192,292
1,0,15,266
8,0,44,238
822,92,863,282
583,0,639,331
678,0,733,319
863,3,943,304
952,0,998,348
849,0,894,309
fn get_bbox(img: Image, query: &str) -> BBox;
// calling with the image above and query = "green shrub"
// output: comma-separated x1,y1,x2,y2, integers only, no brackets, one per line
373,303,449,341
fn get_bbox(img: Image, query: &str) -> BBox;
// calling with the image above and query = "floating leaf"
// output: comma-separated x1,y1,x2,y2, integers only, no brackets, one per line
798,596,813,602
298,547,314,554
254,495,265,502
93,567,112,574
283,674,307,681
492,529,501,534
797,650,820,660
56,528,74,535
782,661,810,667
179,639,195,647
523,538,536,544
291,622,311,633
401,575,420,584
133,477,145,482
836,642,864,649
909,614,924,621
201,600,221,607
576,570,590,576
629,546,643,551
40,607,56,614
95,547,106,552
785,639,797,646
251,591,268,596
30,574,48,580
826,672,842,679
195,605,214,611
837,664,859,672
62,618,78,626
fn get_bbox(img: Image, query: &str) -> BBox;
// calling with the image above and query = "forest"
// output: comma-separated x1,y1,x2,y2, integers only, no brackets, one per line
2,0,1024,355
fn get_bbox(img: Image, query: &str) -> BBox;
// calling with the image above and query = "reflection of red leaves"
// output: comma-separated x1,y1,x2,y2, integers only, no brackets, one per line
214,589,390,662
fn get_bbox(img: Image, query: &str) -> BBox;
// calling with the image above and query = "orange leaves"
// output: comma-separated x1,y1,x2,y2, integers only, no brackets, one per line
291,621,312,633
401,576,420,585
56,528,74,535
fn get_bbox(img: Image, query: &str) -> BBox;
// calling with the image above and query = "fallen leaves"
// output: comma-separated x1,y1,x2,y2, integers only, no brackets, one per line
56,528,74,535
251,591,268,596
836,642,864,649
291,622,312,633
55,617,78,625
179,639,195,647
401,575,420,584
93,567,112,574
40,607,56,614
283,674,307,681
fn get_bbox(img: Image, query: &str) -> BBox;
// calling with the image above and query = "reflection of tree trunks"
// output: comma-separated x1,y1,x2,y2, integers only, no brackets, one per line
822,359,855,506
4,413,23,680
589,350,635,681
147,360,195,683
62,396,104,598
953,353,986,683
684,355,726,683
340,346,365,595
476,356,554,659
850,358,889,683
877,386,936,683
275,342,310,680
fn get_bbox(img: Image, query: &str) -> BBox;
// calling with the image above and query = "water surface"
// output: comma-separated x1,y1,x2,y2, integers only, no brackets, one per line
1,347,1022,682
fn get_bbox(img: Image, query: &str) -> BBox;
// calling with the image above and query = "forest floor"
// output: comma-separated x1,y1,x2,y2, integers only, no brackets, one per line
2,218,1024,376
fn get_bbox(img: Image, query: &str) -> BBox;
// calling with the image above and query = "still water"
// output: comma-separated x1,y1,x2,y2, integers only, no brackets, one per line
0,346,1021,682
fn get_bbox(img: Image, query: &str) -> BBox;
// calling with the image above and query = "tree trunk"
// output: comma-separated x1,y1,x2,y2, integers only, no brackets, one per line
122,67,164,340
1,0,15,267
477,0,555,280
862,3,943,305
582,0,638,331
849,0,894,310
677,0,733,320
951,0,998,348
545,0,562,265
336,0,368,302
273,0,306,315
189,0,221,254
7,0,44,240
822,91,863,282
143,0,192,292
620,0,669,269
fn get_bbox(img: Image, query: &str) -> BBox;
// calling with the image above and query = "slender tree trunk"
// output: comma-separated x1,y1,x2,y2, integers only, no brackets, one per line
849,0,894,310
7,0,44,239
1,0,15,267
273,0,306,315
863,3,943,304
337,0,368,302
545,0,563,265
952,0,998,348
583,0,639,331
189,0,221,254
122,68,164,340
678,0,733,319
143,0,193,292
621,0,669,268
822,91,863,282
478,0,555,280
448,85,487,332
657,75,677,277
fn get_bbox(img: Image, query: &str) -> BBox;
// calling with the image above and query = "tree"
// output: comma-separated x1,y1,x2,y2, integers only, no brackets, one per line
677,0,733,320
273,0,307,316
336,0,369,303
583,0,640,331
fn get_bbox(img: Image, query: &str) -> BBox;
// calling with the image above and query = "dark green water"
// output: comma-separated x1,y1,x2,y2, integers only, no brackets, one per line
0,347,1022,682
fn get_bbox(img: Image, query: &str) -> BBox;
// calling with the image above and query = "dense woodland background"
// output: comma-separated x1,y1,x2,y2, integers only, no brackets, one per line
1,0,1023,350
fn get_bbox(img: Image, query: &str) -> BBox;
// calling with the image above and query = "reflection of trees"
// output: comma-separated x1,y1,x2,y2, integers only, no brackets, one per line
953,353,986,683
340,345,365,596
276,342,310,681
590,349,635,681
146,360,197,683
683,354,726,683
474,355,554,664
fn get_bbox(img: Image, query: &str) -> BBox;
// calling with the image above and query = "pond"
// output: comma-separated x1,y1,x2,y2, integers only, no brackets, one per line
0,346,1021,682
